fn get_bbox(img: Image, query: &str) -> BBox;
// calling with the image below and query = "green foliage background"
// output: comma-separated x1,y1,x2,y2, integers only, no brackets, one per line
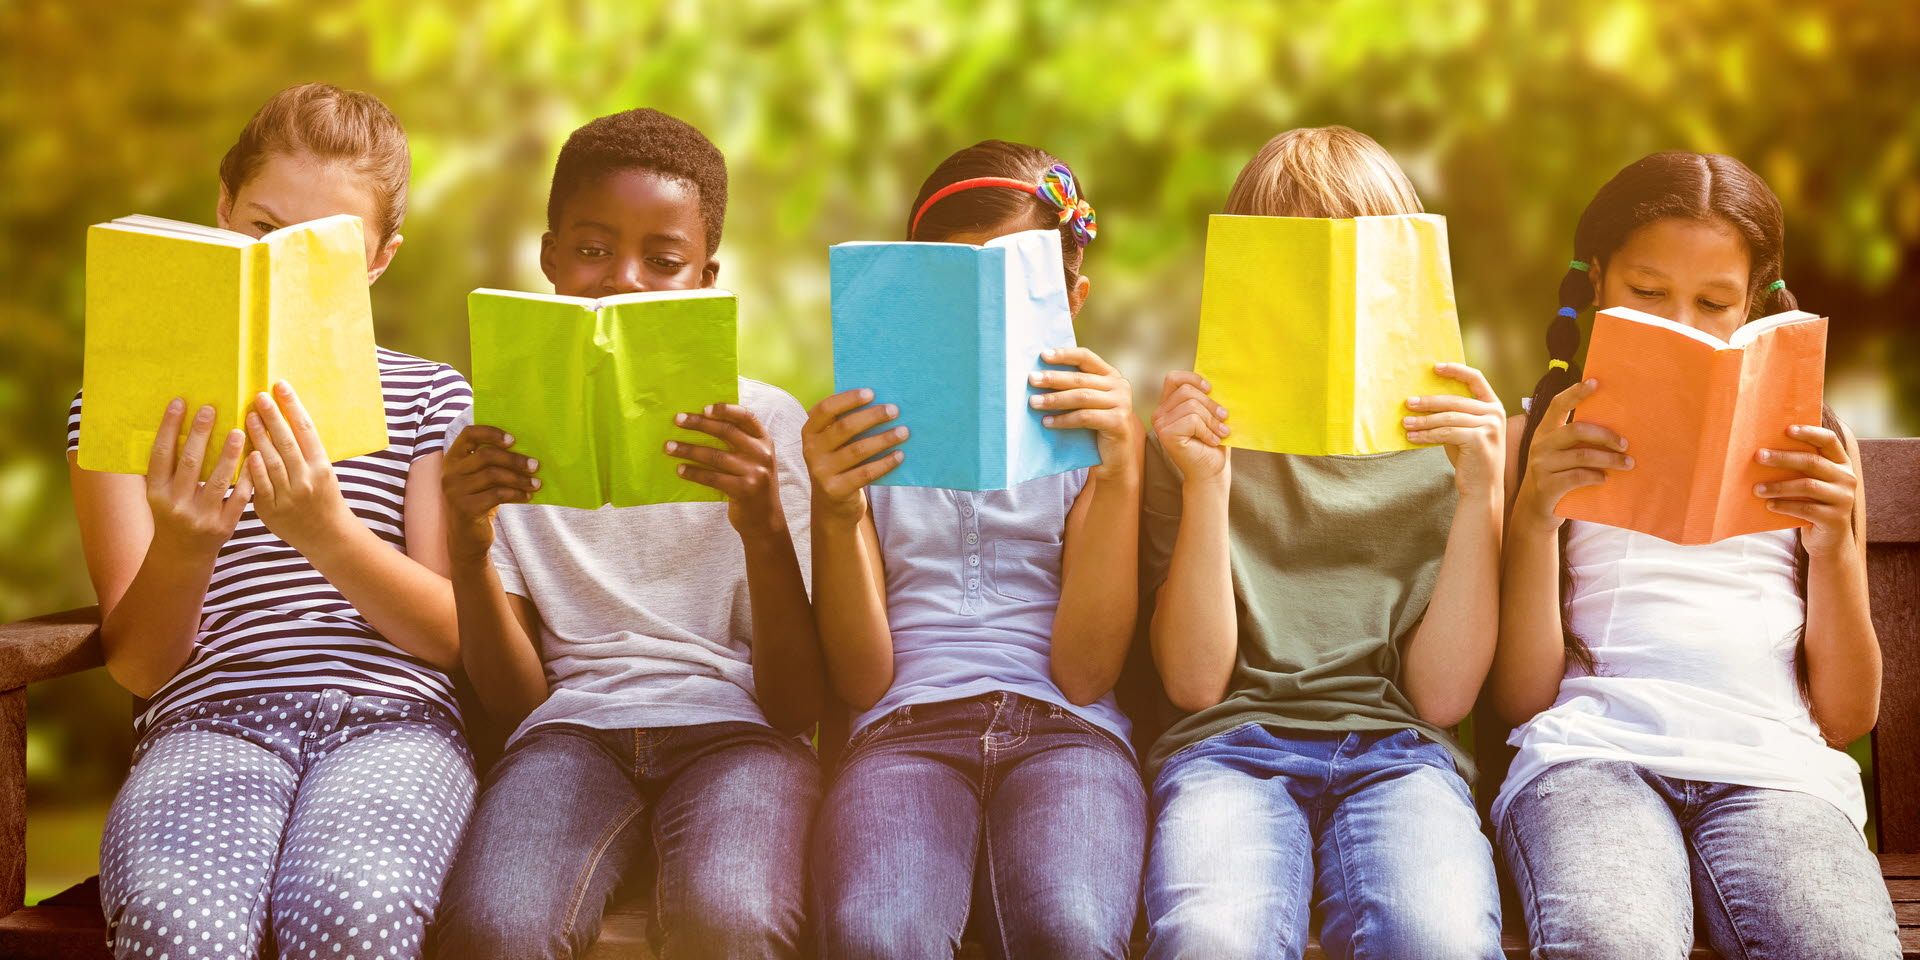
2,0,1917,896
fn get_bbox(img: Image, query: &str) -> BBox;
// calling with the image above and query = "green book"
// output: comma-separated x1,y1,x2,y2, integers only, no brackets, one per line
468,288,739,509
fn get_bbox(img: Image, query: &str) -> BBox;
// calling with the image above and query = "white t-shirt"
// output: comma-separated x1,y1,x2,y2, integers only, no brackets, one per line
448,377,812,745
1494,521,1868,832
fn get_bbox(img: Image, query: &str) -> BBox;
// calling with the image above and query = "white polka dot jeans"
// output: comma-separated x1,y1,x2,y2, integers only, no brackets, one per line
98,689,477,960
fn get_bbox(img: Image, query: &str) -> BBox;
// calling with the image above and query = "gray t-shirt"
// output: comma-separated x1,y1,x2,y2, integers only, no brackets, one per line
449,377,812,744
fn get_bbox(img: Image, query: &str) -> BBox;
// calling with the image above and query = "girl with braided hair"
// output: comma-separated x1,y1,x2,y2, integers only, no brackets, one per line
1489,151,1900,959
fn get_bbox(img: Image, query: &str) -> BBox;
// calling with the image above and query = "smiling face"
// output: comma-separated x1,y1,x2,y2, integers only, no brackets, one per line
217,151,400,283
540,169,717,298
1593,216,1754,340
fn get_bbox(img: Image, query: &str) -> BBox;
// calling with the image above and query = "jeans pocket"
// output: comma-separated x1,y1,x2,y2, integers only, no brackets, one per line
844,705,913,756
1044,703,1125,751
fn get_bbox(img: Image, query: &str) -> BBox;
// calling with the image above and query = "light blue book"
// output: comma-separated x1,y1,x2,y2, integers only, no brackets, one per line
830,228,1101,490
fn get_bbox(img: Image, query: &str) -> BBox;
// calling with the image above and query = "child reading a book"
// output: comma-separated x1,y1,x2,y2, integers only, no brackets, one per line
70,83,475,960
803,141,1146,958
429,107,823,960
1139,126,1506,959
1490,151,1900,957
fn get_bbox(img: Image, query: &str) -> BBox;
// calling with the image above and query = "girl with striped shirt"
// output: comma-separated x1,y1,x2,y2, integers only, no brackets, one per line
68,83,475,960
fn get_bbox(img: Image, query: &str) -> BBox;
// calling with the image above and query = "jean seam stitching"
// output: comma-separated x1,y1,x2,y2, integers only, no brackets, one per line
1691,829,1756,960
1330,794,1365,959
1500,804,1555,960
560,799,645,942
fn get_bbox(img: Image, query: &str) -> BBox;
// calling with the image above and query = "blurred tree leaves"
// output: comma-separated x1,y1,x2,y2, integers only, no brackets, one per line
2,0,1917,630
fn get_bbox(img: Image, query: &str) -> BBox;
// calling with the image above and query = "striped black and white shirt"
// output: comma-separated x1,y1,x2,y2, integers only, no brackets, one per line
69,347,471,734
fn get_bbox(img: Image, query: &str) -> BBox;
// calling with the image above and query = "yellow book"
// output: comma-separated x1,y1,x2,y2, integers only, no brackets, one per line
79,214,387,476
1194,213,1469,456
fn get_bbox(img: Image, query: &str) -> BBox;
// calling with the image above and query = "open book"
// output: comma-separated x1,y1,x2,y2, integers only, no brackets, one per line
1194,213,1470,456
830,228,1100,490
79,214,386,476
1556,306,1829,545
468,288,738,509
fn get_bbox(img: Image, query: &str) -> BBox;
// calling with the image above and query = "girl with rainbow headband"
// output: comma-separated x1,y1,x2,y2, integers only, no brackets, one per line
803,141,1146,958
1490,151,1901,958
69,84,475,959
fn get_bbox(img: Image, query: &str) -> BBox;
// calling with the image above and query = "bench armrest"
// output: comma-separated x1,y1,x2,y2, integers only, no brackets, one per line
0,607,103,691
0,607,102,915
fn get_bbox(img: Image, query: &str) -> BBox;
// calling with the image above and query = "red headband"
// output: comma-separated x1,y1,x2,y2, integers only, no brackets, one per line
908,177,1037,239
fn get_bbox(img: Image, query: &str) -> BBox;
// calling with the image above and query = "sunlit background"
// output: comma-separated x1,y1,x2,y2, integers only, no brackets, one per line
3,0,1917,901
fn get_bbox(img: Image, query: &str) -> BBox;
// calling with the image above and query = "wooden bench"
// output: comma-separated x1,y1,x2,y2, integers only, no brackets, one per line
4,438,1917,958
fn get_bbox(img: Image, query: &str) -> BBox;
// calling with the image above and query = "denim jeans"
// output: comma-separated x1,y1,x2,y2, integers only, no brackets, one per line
431,721,819,960
1143,723,1502,960
1498,759,1900,959
812,691,1147,959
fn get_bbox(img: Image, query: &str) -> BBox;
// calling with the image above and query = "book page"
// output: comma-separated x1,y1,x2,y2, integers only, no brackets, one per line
1350,213,1469,453
262,216,386,463
1196,215,1336,455
1712,314,1828,541
995,229,1100,487
468,292,605,509
603,293,737,507
103,215,257,246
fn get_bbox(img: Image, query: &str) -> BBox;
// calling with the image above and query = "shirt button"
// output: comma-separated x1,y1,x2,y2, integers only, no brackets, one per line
969,555,980,567
966,532,979,545
967,578,979,590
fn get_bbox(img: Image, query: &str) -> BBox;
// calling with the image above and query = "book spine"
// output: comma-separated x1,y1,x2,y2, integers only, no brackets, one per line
979,248,1002,490
1329,219,1357,449
241,242,271,409
1691,349,1745,544
592,306,614,506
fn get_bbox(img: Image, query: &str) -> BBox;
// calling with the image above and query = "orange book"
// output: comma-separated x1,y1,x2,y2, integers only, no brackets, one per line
1556,306,1828,546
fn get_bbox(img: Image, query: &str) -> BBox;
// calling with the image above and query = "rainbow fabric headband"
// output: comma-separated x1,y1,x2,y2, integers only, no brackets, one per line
909,163,1098,245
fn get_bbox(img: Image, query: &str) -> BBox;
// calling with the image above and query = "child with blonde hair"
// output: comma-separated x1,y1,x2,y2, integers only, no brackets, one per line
71,83,474,960
1139,126,1506,959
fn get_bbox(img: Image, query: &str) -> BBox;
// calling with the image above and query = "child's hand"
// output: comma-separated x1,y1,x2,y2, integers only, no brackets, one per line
442,425,539,565
1512,379,1633,530
1756,424,1858,558
243,382,361,558
1150,371,1230,487
144,399,253,557
668,404,788,542
1028,346,1142,483
801,388,907,529
1404,362,1507,498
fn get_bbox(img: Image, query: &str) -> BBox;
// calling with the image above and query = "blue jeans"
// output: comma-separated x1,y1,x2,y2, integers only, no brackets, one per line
1499,759,1900,959
431,721,819,960
813,692,1147,959
1143,724,1502,960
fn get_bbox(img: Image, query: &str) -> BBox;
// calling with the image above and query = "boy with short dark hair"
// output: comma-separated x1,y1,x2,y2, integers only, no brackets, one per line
431,107,822,960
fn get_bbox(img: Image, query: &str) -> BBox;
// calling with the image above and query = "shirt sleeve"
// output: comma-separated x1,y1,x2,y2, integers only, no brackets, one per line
443,404,530,598
490,516,529,598
415,364,473,459
65,389,84,455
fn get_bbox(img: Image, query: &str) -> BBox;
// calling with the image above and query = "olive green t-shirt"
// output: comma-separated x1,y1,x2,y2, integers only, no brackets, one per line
1140,437,1473,780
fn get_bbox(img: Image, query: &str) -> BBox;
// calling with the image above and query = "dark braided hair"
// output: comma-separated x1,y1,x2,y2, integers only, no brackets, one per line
1517,151,1799,479
1521,151,1818,677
